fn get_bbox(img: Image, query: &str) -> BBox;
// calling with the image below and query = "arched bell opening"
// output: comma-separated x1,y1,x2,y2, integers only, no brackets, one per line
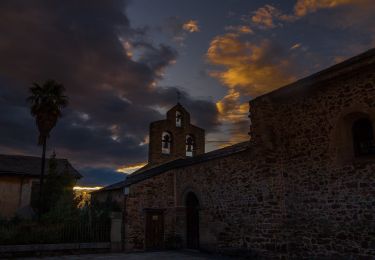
185,134,195,157
161,131,172,154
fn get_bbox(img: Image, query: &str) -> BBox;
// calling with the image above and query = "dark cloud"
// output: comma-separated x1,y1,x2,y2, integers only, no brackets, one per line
0,0,219,185
77,167,126,187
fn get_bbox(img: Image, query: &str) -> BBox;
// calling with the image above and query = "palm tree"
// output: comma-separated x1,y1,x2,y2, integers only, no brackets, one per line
27,80,68,216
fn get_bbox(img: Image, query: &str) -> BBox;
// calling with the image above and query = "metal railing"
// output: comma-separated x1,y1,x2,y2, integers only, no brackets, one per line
0,221,110,245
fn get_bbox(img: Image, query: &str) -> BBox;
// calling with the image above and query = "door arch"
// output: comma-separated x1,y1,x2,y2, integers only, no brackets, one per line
185,192,199,249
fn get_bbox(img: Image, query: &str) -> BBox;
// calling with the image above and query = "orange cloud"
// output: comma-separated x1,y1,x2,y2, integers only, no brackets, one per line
225,25,253,34
207,34,295,97
294,0,354,16
116,162,147,174
251,5,279,28
207,33,295,142
250,0,360,31
183,20,200,33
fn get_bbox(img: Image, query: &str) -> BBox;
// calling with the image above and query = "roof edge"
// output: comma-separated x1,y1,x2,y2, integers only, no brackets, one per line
251,48,375,103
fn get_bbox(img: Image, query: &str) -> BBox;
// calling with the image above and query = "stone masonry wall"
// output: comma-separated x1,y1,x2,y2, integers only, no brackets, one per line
125,171,176,250
125,146,288,257
251,62,375,258
124,55,375,258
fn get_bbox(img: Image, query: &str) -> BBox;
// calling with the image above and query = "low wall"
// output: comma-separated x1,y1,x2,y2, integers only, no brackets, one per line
0,242,111,257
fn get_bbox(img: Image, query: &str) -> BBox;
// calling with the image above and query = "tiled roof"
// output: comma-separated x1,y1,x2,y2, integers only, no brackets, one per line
0,154,82,179
94,141,249,193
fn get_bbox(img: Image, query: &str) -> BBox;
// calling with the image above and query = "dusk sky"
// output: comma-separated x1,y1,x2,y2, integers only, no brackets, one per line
0,0,374,186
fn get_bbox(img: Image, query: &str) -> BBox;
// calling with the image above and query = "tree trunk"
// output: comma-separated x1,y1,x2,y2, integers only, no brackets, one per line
38,137,47,219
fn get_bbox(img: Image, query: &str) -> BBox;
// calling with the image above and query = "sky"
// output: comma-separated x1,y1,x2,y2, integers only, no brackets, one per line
0,0,374,186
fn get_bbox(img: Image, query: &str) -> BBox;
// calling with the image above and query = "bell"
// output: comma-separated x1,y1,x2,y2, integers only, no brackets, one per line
186,137,193,152
163,135,170,149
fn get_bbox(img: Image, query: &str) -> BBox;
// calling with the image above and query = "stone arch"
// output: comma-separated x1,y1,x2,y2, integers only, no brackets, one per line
179,186,203,208
330,105,375,164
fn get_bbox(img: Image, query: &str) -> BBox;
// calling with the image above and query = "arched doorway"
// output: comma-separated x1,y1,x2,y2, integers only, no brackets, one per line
186,192,199,249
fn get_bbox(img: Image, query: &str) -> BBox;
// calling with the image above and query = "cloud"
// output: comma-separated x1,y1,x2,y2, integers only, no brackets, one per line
162,17,200,44
116,162,147,174
183,20,200,33
250,4,296,30
290,43,302,50
294,0,354,17
207,34,295,97
78,167,126,186
212,0,374,145
250,0,364,31
206,33,296,142
225,25,253,34
0,1,219,185
251,5,280,29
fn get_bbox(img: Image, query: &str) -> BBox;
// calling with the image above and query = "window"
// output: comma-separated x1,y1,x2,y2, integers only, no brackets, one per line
176,111,182,127
186,134,195,157
162,132,172,154
352,118,375,157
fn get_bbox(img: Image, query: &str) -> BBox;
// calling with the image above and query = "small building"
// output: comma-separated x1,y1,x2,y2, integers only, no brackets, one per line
0,154,81,219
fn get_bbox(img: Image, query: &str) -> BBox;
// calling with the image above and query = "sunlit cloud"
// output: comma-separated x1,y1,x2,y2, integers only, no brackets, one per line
207,34,295,97
294,0,354,17
73,186,103,191
216,90,247,122
163,17,200,45
251,5,279,28
116,162,147,174
225,25,253,34
183,20,200,33
250,0,362,32
290,43,302,50
207,33,296,141
333,56,346,63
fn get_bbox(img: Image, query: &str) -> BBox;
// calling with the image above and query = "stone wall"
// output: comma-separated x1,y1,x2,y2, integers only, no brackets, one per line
251,60,375,258
124,147,289,257
124,53,375,258
125,172,176,250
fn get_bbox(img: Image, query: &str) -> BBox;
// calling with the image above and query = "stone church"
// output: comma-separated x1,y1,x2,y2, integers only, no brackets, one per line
93,48,375,258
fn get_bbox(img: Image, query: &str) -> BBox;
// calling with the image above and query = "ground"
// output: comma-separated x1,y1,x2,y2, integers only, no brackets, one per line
23,251,235,259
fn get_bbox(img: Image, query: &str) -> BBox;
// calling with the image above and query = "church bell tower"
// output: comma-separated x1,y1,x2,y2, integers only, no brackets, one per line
148,103,205,165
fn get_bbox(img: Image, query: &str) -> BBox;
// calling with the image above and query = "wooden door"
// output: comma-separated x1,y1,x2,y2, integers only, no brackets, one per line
145,211,164,250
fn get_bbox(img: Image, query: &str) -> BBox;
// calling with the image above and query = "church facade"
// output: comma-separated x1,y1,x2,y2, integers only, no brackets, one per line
96,49,375,258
